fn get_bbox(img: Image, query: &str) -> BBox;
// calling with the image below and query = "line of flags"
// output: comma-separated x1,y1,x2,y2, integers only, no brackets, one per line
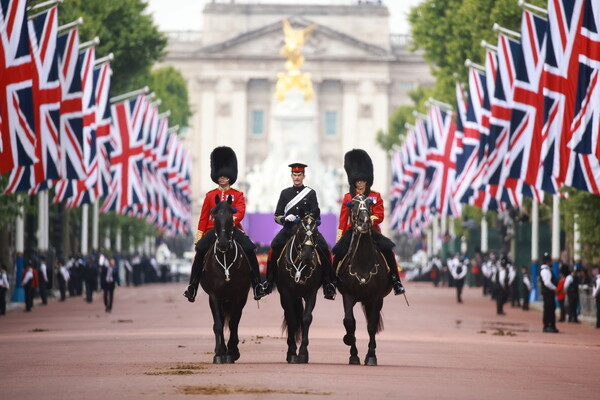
0,0,191,236
391,0,599,236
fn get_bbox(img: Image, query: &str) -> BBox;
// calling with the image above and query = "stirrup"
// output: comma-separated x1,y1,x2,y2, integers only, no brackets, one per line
253,284,267,301
393,282,405,296
324,283,336,300
183,285,197,303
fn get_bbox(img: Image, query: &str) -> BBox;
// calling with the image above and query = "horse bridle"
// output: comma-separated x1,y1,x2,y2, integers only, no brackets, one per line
212,214,239,282
346,195,379,285
284,216,318,283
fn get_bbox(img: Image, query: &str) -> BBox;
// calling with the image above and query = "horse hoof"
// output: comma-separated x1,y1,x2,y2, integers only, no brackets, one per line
224,355,235,364
364,356,377,366
287,355,298,364
213,355,225,364
349,356,360,365
343,334,354,346
297,354,308,364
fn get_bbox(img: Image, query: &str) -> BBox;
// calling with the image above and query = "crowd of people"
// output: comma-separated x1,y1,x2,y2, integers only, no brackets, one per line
406,251,600,329
0,246,175,315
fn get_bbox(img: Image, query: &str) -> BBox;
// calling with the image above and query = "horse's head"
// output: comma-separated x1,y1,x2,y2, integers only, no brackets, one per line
211,195,235,253
295,213,318,265
350,194,372,235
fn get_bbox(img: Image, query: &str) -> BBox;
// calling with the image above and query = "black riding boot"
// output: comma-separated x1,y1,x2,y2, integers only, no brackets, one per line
383,251,405,295
319,249,336,300
246,252,267,300
184,252,204,303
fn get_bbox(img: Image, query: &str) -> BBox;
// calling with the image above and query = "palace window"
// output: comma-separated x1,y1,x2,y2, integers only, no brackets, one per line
251,109,264,135
325,111,338,136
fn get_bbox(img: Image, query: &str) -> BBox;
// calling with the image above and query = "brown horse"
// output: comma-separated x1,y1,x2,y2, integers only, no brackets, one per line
336,194,392,366
275,213,323,363
200,195,252,364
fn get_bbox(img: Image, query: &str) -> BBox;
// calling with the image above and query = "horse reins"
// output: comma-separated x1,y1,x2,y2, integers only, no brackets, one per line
213,234,241,282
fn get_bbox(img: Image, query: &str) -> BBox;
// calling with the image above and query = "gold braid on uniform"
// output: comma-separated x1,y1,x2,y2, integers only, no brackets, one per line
336,229,343,242
195,230,203,243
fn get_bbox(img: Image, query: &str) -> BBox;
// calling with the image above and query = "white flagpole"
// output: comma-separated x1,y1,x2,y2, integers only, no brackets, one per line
81,204,89,255
531,200,539,301
104,227,111,251
481,213,488,254
574,215,581,269
518,0,548,15
57,17,83,33
94,53,114,66
92,202,99,252
79,37,100,51
465,59,485,72
110,86,150,104
551,196,560,277
493,23,521,39
27,0,63,12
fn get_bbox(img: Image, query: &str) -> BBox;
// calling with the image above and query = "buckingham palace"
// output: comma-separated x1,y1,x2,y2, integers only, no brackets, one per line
159,0,433,236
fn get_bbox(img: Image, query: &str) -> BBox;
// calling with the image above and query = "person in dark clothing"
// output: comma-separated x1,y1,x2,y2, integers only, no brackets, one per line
101,257,119,312
592,272,600,328
37,255,49,305
264,163,336,300
21,259,35,312
563,264,580,323
540,253,559,333
0,264,9,315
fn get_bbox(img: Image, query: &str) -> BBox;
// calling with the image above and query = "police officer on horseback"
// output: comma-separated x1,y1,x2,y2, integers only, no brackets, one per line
333,149,406,296
183,147,267,302
265,163,337,300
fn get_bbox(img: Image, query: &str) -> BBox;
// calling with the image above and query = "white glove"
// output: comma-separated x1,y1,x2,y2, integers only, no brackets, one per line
285,214,296,222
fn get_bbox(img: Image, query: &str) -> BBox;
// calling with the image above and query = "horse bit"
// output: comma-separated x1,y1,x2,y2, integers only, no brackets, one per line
287,218,316,283
213,231,239,282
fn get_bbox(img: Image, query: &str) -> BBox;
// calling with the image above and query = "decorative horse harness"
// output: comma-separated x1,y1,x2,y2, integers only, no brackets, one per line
279,215,321,284
336,195,390,285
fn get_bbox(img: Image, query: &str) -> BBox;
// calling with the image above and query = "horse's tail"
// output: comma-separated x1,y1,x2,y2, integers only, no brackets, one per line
361,304,384,333
281,298,303,343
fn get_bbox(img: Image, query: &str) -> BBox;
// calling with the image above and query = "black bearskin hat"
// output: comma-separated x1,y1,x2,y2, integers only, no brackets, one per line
210,146,238,185
344,149,374,195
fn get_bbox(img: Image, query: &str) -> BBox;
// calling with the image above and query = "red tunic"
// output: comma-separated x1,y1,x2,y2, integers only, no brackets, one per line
336,191,384,241
196,187,245,240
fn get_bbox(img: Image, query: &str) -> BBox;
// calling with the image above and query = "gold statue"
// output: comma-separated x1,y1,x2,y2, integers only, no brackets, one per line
275,19,316,102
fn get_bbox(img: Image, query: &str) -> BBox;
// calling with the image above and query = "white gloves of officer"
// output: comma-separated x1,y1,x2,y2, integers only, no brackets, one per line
285,214,296,222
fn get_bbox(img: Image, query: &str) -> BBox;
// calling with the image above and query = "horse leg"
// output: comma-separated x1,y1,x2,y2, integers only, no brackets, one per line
364,297,384,366
342,294,359,365
280,293,299,363
225,302,244,363
209,296,227,364
297,291,317,364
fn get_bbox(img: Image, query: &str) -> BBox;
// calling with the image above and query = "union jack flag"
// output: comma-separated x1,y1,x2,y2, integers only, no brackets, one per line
94,62,113,198
5,6,61,194
56,28,84,180
506,9,548,203
0,0,36,175
425,105,460,217
100,95,148,214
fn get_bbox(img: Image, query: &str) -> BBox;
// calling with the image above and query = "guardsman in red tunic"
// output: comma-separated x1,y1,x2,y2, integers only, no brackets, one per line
183,147,267,302
332,149,405,296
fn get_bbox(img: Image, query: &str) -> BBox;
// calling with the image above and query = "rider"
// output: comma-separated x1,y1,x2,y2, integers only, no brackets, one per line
264,163,337,300
333,149,406,296
183,146,267,302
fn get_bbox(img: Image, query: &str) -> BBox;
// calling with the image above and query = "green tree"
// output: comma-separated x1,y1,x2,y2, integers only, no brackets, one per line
50,0,167,95
150,66,192,129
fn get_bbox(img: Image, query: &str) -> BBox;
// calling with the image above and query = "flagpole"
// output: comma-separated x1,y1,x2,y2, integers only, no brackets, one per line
427,98,453,112
493,23,521,39
81,204,89,256
518,0,548,15
167,125,180,134
412,111,427,120
481,213,488,254
465,59,485,72
27,0,63,12
480,40,498,52
551,196,560,278
110,86,150,104
92,202,99,252
573,215,581,270
530,201,539,301
57,17,83,33
159,111,171,119
79,37,100,51
12,198,25,302
94,53,114,66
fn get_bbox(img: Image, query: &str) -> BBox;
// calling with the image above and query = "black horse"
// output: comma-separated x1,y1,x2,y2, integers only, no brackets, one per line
200,195,252,364
275,214,323,364
335,194,392,366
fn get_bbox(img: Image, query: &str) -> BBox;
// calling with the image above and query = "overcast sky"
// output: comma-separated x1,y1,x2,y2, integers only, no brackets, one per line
146,0,423,35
